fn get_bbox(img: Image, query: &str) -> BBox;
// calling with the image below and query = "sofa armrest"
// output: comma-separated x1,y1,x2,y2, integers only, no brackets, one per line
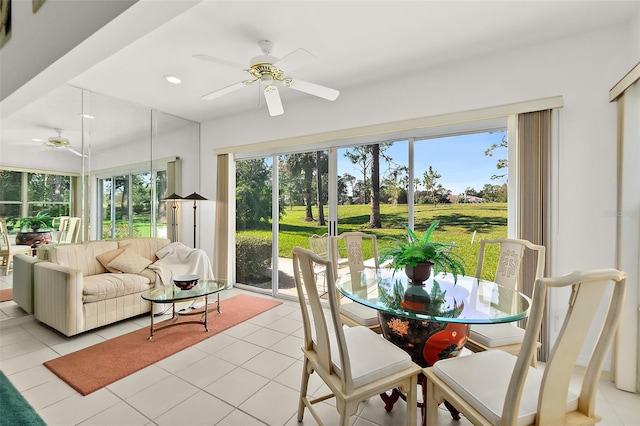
13,254,43,314
34,262,85,336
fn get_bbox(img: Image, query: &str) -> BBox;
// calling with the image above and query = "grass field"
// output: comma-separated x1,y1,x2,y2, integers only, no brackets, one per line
238,202,508,280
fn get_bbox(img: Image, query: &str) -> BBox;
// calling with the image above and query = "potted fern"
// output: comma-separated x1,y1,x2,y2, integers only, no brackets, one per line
379,220,466,285
18,212,54,231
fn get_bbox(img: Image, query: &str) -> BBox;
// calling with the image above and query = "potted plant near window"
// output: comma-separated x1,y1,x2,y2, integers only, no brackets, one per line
18,212,54,231
379,220,466,285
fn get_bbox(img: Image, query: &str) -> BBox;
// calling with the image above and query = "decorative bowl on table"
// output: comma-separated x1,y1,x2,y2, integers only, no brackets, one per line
173,275,199,290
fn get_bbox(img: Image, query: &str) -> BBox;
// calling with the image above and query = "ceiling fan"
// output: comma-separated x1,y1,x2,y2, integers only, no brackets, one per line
194,40,340,116
44,128,86,157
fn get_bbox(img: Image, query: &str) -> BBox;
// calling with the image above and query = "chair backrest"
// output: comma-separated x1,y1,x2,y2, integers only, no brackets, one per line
502,269,626,424
475,238,545,290
330,232,379,277
0,219,10,251
308,233,329,259
293,246,356,393
58,217,81,244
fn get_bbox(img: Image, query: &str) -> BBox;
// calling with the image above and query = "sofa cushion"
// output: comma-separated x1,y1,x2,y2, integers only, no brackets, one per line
51,241,119,276
138,268,157,284
83,273,152,303
108,249,152,274
117,238,171,262
96,245,129,273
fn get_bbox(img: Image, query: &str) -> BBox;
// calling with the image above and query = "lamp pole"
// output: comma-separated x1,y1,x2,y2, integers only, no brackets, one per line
161,193,183,243
183,192,207,248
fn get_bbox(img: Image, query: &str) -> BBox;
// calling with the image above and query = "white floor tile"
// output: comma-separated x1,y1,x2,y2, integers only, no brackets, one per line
38,388,121,426
22,377,78,410
78,401,151,425
155,345,208,374
212,339,265,366
6,364,58,392
154,390,234,426
242,326,289,348
125,375,199,420
241,348,297,380
239,380,300,426
174,353,236,388
216,408,266,425
204,366,270,407
106,364,171,399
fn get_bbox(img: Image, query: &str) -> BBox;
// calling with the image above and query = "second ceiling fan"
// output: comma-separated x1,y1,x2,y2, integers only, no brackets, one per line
194,40,339,116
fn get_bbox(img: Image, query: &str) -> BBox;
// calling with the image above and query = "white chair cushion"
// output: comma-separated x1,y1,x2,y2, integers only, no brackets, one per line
331,326,413,388
433,350,578,426
339,301,379,327
469,323,526,347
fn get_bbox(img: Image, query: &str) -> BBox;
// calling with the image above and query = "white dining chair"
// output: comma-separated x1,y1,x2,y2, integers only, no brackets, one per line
292,246,421,426
330,232,381,333
424,268,626,425
466,238,545,365
0,220,33,275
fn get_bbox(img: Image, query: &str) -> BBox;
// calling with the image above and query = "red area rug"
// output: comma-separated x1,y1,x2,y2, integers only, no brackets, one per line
0,289,12,302
44,294,281,395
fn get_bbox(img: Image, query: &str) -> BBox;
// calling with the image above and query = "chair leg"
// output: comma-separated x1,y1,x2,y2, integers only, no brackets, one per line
405,374,418,426
298,358,311,421
419,374,427,426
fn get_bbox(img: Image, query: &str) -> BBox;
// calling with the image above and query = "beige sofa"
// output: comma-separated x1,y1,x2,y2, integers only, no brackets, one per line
32,238,170,336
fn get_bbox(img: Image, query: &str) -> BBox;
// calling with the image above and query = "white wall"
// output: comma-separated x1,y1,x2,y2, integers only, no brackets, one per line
0,0,136,103
200,21,638,366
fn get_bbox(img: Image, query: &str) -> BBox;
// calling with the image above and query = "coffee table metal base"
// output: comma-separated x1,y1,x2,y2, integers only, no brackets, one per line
148,293,221,340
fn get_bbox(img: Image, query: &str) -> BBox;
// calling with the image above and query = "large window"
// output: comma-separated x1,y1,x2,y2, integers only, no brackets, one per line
0,169,72,230
233,127,509,297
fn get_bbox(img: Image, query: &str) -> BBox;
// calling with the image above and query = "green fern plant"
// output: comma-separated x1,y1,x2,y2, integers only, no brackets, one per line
379,220,466,282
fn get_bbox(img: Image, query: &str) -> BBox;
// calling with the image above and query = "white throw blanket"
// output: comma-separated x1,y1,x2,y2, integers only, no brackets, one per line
149,242,214,287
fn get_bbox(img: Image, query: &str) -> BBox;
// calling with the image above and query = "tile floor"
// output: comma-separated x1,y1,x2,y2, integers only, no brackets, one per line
1,271,639,426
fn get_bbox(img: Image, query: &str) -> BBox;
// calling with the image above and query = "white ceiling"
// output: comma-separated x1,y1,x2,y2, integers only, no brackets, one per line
2,1,639,152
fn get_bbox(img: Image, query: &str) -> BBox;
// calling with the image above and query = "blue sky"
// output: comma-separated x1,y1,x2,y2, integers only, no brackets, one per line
337,130,507,195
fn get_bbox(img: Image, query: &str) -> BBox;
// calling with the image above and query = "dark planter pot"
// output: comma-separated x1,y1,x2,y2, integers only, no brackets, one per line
404,262,433,285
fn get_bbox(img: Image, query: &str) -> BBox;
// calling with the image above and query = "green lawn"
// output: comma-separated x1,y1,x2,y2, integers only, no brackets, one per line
238,202,507,280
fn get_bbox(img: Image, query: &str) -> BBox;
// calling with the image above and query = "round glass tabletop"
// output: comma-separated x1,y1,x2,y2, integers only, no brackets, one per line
336,268,531,324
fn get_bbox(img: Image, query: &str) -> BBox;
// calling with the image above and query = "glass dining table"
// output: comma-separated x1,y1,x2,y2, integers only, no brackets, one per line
336,268,532,420
336,268,532,368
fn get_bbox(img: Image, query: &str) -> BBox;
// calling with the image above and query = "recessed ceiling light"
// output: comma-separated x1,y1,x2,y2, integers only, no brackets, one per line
164,75,182,84
32,138,42,142
79,113,95,119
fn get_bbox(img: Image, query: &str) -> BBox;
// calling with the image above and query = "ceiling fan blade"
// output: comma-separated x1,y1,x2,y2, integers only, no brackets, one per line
283,78,340,101
63,146,87,157
273,48,314,72
202,80,253,101
192,54,245,70
264,85,284,116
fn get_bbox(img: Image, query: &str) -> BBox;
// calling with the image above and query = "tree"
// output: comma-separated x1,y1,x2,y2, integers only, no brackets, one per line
485,133,508,181
344,146,373,204
285,153,316,221
369,144,381,228
382,165,408,205
423,166,442,207
236,159,273,229
315,151,326,226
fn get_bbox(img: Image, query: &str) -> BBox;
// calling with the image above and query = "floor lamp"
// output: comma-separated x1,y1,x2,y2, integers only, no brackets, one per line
183,192,207,248
162,193,183,242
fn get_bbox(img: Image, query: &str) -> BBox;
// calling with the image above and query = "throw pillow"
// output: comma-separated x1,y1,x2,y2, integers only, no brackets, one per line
108,249,152,274
96,245,129,273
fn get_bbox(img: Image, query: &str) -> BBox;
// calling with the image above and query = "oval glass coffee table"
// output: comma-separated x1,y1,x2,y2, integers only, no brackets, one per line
141,279,230,340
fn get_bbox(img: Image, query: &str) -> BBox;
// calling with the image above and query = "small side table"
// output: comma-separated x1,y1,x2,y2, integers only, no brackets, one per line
140,279,229,340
